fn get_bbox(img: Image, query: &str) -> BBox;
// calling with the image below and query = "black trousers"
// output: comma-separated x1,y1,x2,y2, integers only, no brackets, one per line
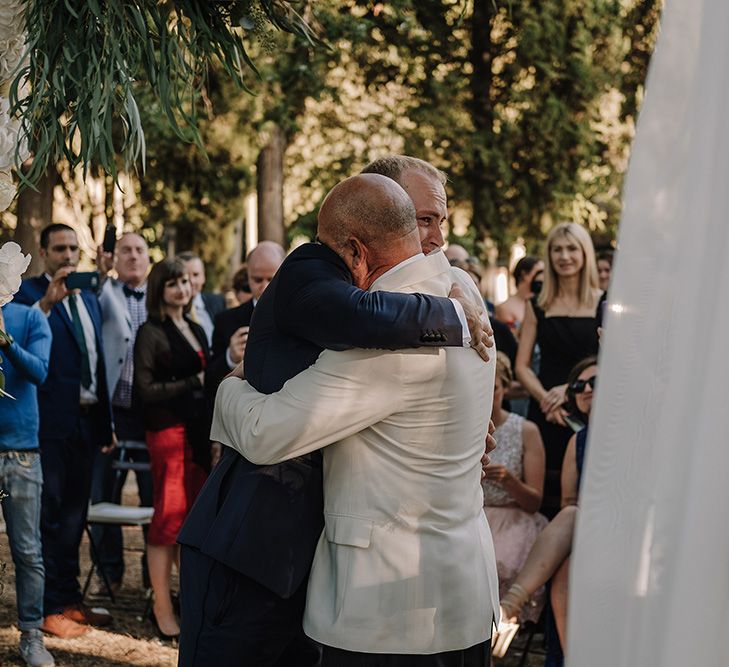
178,545,321,667
322,642,489,667
40,412,98,615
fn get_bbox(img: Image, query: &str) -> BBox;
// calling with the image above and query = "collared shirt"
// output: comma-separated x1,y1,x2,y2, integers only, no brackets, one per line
112,282,147,409
375,252,471,345
37,274,99,404
193,293,214,347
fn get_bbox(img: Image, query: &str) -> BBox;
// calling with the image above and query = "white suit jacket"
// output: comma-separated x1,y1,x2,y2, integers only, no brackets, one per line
211,250,499,654
99,278,134,397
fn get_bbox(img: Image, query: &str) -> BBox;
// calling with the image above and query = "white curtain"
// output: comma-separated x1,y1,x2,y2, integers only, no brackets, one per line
568,1,729,665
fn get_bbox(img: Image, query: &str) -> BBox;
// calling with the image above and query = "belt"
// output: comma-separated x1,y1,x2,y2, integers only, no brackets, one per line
79,403,98,416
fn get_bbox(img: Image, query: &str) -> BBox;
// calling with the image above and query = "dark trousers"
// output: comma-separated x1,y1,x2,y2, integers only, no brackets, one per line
321,642,489,666
178,545,320,667
89,441,153,583
40,413,98,615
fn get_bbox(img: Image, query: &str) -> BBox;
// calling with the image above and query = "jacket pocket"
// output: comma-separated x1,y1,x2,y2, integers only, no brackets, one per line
325,514,374,548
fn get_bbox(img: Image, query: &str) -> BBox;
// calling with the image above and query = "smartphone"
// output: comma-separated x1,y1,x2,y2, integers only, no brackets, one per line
102,224,117,253
66,271,100,291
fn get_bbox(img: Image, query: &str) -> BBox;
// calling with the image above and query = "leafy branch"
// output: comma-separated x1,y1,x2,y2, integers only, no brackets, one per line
9,0,321,187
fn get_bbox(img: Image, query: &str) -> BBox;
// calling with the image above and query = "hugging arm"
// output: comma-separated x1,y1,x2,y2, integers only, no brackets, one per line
274,254,465,351
211,349,403,465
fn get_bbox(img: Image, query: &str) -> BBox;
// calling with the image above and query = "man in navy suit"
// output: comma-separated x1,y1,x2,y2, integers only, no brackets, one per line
15,224,116,639
205,242,285,398
177,195,493,663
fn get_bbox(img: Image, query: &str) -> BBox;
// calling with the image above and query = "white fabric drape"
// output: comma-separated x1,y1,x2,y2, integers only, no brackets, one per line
568,2,729,665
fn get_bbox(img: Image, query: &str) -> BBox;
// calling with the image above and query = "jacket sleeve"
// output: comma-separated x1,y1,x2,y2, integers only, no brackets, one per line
211,349,403,465
3,308,51,386
274,257,463,351
133,324,201,404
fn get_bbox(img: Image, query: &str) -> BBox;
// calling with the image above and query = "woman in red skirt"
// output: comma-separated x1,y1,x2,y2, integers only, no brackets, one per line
134,258,211,639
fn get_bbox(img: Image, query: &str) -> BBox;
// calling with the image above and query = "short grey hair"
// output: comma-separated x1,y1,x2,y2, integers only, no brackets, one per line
361,155,448,187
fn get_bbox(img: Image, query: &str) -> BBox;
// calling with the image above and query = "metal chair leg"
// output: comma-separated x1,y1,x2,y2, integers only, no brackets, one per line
84,524,116,604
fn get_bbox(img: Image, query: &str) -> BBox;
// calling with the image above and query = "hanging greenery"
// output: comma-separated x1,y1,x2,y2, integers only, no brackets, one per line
8,0,319,186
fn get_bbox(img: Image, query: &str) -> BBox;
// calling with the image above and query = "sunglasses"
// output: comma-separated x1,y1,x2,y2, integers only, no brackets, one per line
569,376,596,394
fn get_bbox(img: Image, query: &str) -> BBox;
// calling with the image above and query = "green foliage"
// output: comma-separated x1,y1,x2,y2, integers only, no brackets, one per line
11,0,318,187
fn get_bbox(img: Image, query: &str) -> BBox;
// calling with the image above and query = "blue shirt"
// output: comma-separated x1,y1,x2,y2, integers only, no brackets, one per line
0,302,51,451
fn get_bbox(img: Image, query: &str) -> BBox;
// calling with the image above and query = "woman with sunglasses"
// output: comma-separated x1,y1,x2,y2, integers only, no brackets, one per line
493,356,597,660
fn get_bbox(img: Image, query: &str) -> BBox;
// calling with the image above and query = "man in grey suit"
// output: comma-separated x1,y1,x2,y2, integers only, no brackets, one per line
91,232,152,594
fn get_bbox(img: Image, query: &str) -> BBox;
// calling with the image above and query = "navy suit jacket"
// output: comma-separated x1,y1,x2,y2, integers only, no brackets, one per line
178,243,463,598
15,276,113,445
205,300,256,394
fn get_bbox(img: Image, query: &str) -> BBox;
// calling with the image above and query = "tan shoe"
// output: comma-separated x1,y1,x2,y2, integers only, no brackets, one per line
63,602,112,627
41,613,90,639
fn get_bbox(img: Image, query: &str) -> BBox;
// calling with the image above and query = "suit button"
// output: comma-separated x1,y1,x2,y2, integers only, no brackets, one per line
118,359,123,363
125,338,130,342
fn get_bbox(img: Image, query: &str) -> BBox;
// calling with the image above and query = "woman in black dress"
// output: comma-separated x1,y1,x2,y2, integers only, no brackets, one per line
515,222,601,518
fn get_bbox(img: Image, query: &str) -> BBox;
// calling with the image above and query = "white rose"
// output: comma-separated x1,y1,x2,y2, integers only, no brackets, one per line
0,241,31,306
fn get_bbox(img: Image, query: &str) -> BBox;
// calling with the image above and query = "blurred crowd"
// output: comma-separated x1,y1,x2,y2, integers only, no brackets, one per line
0,158,610,667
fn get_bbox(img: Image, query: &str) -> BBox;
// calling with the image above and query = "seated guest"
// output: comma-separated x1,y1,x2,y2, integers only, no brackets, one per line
0,302,54,666
134,258,211,639
16,223,115,638
231,264,252,305
206,241,285,394
178,251,224,347
495,255,544,336
483,353,547,624
495,356,598,659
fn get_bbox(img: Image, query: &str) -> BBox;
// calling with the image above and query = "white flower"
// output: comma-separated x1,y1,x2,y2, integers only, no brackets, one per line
0,171,15,211
0,241,31,306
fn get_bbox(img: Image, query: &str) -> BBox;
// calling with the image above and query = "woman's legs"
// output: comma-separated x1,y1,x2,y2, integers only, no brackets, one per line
501,505,577,620
550,556,570,650
148,543,179,636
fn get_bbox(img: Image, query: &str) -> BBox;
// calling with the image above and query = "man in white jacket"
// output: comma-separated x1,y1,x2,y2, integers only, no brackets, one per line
212,174,499,666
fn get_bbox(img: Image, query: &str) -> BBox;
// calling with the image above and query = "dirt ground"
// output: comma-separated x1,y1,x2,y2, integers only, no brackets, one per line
0,476,546,666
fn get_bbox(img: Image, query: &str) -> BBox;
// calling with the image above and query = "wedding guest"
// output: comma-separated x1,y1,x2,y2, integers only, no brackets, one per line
596,249,614,292
91,232,152,595
15,223,115,638
134,258,211,639
515,222,601,518
483,353,547,624
444,243,470,262
206,242,285,395
231,264,252,305
0,302,55,666
178,251,225,347
495,255,544,336
497,356,598,660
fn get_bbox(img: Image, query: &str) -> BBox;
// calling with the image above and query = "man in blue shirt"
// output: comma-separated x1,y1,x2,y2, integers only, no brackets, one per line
0,301,54,667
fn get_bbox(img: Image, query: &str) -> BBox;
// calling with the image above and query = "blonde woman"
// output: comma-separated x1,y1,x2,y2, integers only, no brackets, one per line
515,222,601,518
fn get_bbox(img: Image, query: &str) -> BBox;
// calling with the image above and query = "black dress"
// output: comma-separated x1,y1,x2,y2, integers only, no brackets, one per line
527,297,599,518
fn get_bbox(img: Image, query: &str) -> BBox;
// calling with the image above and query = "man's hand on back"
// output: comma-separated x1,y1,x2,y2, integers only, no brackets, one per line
449,283,494,362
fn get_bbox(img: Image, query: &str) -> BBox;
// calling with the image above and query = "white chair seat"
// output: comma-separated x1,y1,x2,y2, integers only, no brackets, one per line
87,502,153,525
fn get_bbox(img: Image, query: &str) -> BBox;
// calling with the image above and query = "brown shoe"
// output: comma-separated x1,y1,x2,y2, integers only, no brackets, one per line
42,613,90,638
63,602,113,627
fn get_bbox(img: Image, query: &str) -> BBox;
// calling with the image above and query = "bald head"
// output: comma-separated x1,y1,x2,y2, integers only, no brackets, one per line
247,241,285,300
318,173,417,249
444,244,469,262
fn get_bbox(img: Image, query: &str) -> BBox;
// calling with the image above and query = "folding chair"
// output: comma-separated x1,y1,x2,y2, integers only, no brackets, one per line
83,441,154,603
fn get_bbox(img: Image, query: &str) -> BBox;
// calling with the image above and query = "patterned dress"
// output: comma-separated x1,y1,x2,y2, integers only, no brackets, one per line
483,412,549,623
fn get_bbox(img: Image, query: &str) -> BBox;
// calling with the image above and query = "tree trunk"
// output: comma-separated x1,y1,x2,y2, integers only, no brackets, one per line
15,165,56,276
468,0,498,244
256,124,286,246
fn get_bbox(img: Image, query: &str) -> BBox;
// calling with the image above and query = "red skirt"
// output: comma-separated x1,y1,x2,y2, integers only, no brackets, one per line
146,424,207,545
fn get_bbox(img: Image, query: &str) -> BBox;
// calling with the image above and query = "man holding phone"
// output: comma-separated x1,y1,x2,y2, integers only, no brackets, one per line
15,223,116,638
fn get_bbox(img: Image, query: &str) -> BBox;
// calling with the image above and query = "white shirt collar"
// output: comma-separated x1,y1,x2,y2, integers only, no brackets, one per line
373,252,425,286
